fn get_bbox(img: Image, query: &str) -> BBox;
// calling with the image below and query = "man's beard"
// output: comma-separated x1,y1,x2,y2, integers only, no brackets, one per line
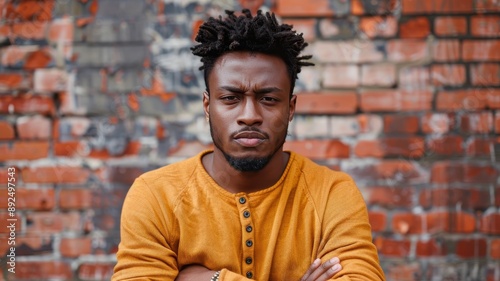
209,121,287,172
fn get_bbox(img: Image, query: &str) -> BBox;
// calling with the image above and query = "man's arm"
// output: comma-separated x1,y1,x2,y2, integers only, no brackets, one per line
317,174,385,281
176,258,342,281
112,177,179,281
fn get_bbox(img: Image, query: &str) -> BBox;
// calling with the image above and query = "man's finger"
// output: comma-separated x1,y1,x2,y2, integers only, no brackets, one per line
302,257,341,281
300,258,321,281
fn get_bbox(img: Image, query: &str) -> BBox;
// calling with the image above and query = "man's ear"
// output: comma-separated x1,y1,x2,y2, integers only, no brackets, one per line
289,94,297,122
203,91,210,119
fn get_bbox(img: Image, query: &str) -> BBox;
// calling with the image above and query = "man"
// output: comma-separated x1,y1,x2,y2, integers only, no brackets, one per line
112,10,385,281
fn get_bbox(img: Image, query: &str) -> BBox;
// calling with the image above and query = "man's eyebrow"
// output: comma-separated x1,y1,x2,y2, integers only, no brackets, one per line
219,86,245,93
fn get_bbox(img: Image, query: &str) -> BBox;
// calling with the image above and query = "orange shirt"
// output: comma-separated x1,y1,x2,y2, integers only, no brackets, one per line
112,150,385,281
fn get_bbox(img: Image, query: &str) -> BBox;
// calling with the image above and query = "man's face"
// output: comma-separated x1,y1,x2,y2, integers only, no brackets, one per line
203,51,296,172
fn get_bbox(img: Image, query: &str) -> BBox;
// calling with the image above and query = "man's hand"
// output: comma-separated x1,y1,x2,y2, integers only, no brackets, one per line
300,257,342,281
175,264,216,281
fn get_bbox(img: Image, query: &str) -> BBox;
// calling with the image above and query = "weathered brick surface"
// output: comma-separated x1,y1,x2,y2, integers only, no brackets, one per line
0,0,498,280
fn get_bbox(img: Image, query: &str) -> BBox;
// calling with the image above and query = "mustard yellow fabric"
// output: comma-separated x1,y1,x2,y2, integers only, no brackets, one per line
112,150,385,281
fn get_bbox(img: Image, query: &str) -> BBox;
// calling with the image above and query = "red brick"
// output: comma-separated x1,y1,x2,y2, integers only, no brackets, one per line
471,63,500,86
481,213,500,234
0,141,49,161
0,95,56,115
14,261,72,280
436,90,488,111
426,211,476,233
6,0,54,21
60,237,92,258
0,121,15,140
24,49,52,70
0,73,24,89
460,112,494,134
383,115,419,134
400,17,430,38
402,0,473,14
295,92,357,114
54,141,86,157
78,263,115,281
486,89,500,109
342,160,428,184
496,111,500,133
355,137,424,158
10,21,48,40
22,166,91,184
419,187,490,210
368,211,387,232
387,40,428,62
1,46,33,67
284,140,350,160
456,238,487,258
359,16,398,38
466,137,495,157
374,237,411,257
416,239,446,257
0,188,55,210
491,239,500,259
386,263,421,281
431,162,498,184
34,68,68,93
16,115,52,139
323,65,358,88
392,212,424,234
421,113,455,134
434,16,467,36
398,66,430,86
475,0,500,12
432,39,461,62
427,135,464,156
48,17,74,43
352,0,398,15
471,15,500,37
361,63,396,87
368,186,414,208
59,189,92,209
276,0,336,16
360,89,433,112
25,212,82,234
463,40,500,61
313,40,384,63
431,64,466,86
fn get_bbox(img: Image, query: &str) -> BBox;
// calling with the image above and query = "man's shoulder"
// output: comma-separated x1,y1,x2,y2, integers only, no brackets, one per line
137,152,204,186
291,152,353,183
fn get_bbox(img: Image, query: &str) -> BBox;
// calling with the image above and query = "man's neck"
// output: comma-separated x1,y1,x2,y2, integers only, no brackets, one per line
202,150,290,194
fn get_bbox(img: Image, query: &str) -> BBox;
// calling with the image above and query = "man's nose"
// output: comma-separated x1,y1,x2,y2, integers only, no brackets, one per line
237,98,263,126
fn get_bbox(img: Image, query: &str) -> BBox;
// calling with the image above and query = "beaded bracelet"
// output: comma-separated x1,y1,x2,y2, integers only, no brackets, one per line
210,270,221,281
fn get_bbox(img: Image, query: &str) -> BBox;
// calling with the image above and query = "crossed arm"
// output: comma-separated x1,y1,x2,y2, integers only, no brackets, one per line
175,258,342,281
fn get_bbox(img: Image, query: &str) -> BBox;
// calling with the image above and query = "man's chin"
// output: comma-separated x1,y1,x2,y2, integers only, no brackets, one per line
223,154,271,172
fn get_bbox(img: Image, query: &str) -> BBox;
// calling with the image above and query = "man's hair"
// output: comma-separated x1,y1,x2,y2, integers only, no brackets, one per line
191,9,313,95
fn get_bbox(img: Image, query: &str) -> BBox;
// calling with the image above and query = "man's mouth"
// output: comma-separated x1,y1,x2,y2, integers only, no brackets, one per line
233,131,267,147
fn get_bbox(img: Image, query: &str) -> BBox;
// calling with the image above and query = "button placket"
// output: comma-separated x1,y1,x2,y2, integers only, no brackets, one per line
236,195,255,279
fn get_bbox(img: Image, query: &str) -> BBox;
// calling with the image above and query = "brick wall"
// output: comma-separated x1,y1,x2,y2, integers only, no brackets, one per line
0,0,499,280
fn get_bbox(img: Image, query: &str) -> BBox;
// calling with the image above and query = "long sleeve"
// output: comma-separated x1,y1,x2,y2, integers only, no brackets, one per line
317,173,385,281
112,177,179,281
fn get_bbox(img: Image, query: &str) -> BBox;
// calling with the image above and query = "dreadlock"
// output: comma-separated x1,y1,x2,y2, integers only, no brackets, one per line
191,9,313,95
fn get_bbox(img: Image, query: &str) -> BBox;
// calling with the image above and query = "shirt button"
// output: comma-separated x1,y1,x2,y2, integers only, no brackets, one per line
246,225,253,232
246,271,253,278
246,239,253,247
239,197,246,204
245,257,253,264
243,210,250,218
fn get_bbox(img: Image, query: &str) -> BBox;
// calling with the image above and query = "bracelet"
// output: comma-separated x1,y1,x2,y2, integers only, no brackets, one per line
210,270,221,281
